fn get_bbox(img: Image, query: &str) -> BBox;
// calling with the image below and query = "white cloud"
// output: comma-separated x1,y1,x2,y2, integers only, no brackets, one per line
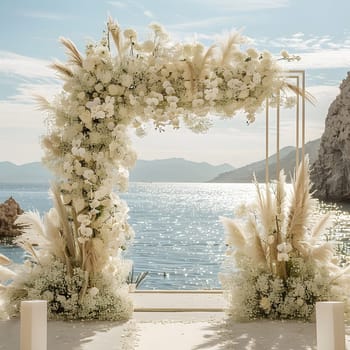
22,11,73,21
107,1,126,7
0,130,44,165
256,33,350,52
280,48,350,70
144,10,154,18
195,0,289,11
252,34,350,70
166,16,237,32
0,99,47,129
0,51,55,79
0,80,59,163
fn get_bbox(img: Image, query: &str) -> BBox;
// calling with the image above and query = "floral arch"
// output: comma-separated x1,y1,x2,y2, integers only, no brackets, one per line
1,20,319,320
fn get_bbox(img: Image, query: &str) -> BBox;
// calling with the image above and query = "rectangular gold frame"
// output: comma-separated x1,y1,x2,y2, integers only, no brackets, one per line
265,70,306,184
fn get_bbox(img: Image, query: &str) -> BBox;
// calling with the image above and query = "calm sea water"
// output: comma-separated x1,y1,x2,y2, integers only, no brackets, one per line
0,182,349,289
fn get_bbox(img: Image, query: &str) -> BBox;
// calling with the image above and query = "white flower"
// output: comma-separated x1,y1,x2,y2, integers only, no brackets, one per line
83,169,95,180
99,70,112,85
227,79,241,89
296,298,304,306
120,74,133,88
94,83,104,93
88,287,99,297
79,225,93,238
77,214,91,225
260,297,271,311
238,89,250,99
108,84,122,96
73,198,86,212
277,242,293,261
107,122,115,130
192,99,204,108
83,57,97,72
164,85,174,95
90,198,100,209
95,46,109,58
77,92,85,100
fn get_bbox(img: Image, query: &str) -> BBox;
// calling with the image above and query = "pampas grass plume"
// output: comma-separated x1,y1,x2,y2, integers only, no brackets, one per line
220,216,246,251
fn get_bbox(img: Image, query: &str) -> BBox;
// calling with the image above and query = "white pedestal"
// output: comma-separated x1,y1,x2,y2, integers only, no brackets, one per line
316,301,345,350
20,300,47,350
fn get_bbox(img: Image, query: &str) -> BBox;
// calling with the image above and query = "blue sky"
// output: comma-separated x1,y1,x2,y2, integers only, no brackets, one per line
0,0,350,167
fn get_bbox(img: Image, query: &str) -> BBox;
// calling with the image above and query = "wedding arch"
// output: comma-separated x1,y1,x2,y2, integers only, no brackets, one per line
2,19,319,320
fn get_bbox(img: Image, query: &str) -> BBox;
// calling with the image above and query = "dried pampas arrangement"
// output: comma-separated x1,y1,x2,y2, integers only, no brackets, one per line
221,157,350,320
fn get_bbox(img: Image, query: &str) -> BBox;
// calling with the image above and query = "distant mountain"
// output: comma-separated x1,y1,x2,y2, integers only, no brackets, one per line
0,162,53,183
130,158,234,182
0,159,234,184
210,138,321,183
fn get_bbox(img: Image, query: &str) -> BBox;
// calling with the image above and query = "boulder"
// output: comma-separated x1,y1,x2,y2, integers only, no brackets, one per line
0,197,24,237
311,72,350,201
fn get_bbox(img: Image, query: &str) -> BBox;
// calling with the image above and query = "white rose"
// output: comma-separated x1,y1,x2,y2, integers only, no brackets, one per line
83,169,95,180
77,92,85,100
88,287,99,297
238,89,250,99
94,83,104,92
121,74,133,88
77,214,91,225
296,298,304,306
73,198,85,212
108,84,122,96
79,225,93,237
90,199,100,209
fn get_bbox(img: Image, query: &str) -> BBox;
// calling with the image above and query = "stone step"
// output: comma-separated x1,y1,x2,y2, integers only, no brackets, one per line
132,290,227,312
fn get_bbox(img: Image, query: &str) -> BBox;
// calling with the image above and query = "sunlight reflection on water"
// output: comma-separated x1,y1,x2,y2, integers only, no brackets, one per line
0,182,349,289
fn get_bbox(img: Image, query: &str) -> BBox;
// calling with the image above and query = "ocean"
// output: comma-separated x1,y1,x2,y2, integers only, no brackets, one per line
0,182,349,290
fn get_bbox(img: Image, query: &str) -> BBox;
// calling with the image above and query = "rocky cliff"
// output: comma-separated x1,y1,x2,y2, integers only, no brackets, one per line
0,197,24,238
311,72,350,201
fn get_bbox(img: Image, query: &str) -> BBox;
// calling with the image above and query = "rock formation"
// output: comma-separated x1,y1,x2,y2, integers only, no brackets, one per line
0,197,24,238
311,72,350,201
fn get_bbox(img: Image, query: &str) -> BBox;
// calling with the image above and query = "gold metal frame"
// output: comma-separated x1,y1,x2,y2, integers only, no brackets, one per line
265,70,306,184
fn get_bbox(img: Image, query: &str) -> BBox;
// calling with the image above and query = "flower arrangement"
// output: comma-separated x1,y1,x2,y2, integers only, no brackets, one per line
220,157,350,321
0,19,300,320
